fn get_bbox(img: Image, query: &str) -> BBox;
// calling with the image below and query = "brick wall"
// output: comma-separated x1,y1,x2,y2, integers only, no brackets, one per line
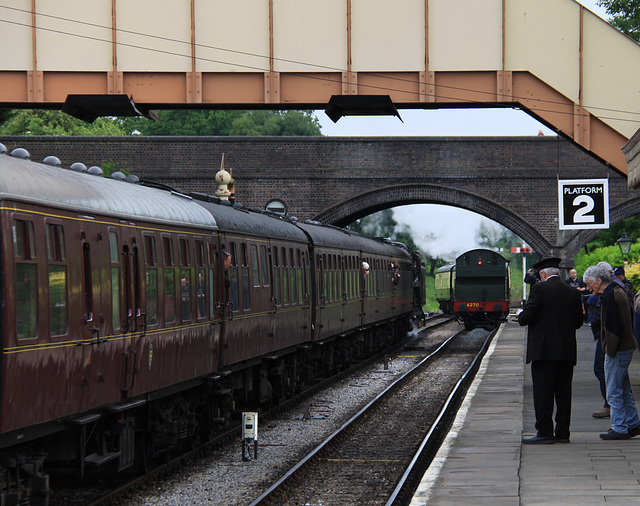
2,135,638,262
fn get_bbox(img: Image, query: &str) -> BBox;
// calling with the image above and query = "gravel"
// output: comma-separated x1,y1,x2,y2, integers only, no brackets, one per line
123,325,455,506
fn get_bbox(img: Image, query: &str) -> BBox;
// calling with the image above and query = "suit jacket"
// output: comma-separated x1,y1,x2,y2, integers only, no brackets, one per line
518,275,583,364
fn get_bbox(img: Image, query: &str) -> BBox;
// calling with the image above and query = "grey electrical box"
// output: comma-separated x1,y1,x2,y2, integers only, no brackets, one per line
242,412,258,440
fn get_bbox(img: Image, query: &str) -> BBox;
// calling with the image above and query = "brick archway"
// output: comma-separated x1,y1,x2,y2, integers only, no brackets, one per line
2,135,639,266
314,184,553,256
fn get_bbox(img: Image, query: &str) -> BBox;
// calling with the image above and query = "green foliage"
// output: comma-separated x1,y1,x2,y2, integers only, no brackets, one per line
625,263,640,291
122,110,242,136
99,162,131,178
582,216,640,253
423,274,439,313
597,0,640,42
575,243,640,275
230,110,321,136
0,109,322,137
346,208,423,255
346,208,433,274
0,110,126,135
347,209,397,238
0,110,13,125
475,221,533,265
122,109,321,136
574,217,640,288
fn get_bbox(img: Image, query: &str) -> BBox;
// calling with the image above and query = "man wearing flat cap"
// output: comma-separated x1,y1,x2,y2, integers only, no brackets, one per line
518,257,584,444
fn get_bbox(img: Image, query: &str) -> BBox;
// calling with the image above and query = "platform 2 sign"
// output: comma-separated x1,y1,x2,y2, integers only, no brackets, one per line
558,179,609,230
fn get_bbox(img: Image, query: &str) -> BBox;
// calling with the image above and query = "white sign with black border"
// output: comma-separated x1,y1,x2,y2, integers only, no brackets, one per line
558,178,609,230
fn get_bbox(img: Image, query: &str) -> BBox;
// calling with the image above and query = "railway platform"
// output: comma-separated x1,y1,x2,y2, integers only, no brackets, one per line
410,319,640,505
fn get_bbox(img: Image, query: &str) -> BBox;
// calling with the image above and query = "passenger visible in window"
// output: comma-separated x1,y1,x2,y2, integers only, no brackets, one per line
180,274,190,322
362,261,369,280
197,272,206,318
390,261,400,286
224,251,232,297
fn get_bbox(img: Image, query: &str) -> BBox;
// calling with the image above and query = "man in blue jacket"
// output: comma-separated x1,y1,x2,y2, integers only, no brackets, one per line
518,257,584,444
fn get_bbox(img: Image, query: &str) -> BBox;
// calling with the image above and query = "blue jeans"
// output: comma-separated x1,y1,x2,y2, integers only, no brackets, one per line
604,349,640,434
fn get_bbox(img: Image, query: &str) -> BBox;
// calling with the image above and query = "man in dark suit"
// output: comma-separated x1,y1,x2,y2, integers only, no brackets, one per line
518,257,584,444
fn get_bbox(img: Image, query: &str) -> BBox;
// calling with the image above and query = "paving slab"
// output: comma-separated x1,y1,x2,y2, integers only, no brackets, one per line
410,321,640,505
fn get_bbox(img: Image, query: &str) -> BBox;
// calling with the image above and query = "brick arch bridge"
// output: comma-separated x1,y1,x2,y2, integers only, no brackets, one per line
316,184,553,257
2,135,639,266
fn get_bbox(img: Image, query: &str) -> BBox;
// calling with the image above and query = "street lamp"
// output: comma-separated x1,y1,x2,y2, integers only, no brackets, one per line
617,230,632,263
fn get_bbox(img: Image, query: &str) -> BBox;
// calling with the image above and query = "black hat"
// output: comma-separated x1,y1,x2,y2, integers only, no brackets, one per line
614,266,625,275
532,257,561,271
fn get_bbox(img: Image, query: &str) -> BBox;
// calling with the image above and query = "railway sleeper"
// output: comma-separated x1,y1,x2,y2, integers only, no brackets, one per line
0,453,49,506
0,316,413,503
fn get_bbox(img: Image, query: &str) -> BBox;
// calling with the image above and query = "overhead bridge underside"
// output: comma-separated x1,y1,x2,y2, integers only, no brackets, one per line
1,0,639,182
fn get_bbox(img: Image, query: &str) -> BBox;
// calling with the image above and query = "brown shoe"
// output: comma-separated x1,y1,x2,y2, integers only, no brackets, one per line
592,407,610,418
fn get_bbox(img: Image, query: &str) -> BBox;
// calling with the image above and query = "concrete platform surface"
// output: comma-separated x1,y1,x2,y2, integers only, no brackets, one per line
410,320,640,505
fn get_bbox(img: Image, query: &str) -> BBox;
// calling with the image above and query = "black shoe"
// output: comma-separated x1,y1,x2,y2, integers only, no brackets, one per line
522,435,555,444
599,429,630,440
554,437,570,444
628,424,640,437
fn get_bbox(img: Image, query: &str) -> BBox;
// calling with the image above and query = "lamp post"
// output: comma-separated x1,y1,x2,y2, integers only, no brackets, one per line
617,230,632,264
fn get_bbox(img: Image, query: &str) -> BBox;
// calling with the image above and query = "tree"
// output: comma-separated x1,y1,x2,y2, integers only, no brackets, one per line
0,110,126,135
583,215,640,253
597,0,640,42
231,110,321,136
122,110,321,136
122,110,242,136
1,109,322,136
475,221,528,264
347,209,398,238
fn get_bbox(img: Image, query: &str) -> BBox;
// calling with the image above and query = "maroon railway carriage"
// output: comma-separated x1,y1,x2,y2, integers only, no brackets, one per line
295,222,414,341
0,147,419,503
0,153,221,467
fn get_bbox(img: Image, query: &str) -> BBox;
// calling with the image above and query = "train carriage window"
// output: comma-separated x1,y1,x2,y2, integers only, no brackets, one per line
295,249,302,304
144,236,158,326
195,240,206,319
13,220,37,339
13,219,35,259
316,254,324,302
327,255,333,303
46,224,65,262
347,256,352,300
321,254,327,303
16,264,37,339
241,244,250,310
333,255,342,302
195,240,204,267
82,243,93,322
47,224,67,336
228,243,239,311
251,245,260,288
208,242,217,318
289,248,296,305
282,247,289,306
272,247,280,306
196,269,206,318
338,256,343,301
180,238,191,322
109,232,121,331
163,237,176,325
260,245,269,287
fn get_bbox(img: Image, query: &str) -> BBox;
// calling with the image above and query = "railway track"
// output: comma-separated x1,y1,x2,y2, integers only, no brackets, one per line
249,326,495,505
53,315,463,505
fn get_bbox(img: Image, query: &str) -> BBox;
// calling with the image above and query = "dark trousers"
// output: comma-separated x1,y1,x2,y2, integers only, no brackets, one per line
531,360,574,439
593,339,609,408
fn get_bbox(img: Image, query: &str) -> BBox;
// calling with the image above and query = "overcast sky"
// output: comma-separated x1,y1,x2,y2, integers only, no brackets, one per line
312,0,608,260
